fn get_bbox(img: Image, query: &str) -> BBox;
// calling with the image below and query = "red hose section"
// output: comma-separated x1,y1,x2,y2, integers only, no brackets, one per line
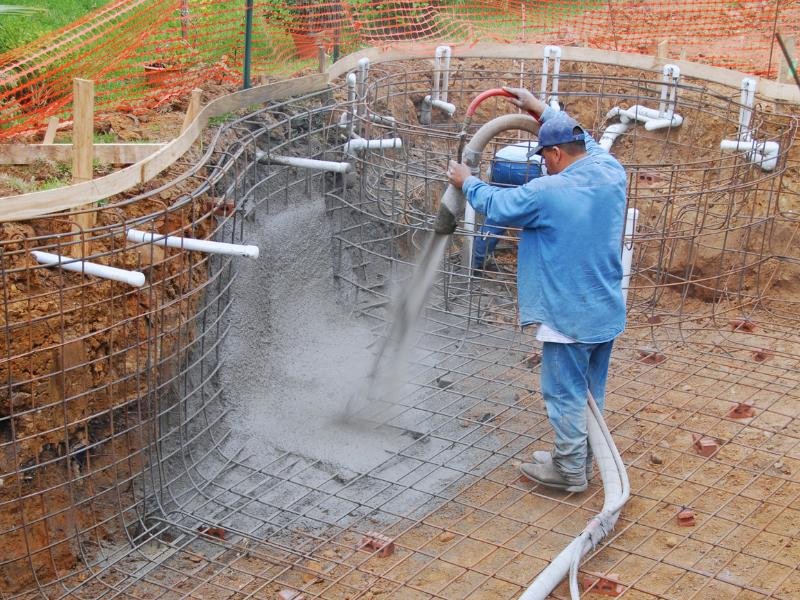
465,88,538,120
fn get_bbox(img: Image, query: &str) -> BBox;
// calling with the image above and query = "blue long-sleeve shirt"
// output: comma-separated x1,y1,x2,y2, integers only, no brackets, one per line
462,106,628,343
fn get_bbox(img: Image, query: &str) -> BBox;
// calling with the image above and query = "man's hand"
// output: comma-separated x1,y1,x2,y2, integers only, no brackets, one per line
502,86,547,119
447,160,471,189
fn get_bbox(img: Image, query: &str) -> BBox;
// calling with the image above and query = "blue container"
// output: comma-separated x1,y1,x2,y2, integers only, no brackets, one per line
489,141,544,186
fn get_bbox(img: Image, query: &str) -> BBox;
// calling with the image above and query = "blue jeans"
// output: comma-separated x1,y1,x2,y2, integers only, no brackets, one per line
540,340,614,478
472,219,505,268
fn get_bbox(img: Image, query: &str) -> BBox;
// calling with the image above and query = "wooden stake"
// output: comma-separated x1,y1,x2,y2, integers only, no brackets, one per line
72,79,94,184
71,78,96,249
180,89,203,134
318,46,327,73
43,116,59,144
656,40,668,60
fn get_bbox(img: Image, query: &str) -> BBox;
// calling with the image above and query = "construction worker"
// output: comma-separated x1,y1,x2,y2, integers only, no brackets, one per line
447,87,627,493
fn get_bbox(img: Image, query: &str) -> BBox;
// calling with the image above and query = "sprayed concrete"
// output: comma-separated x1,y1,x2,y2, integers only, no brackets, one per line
219,196,411,474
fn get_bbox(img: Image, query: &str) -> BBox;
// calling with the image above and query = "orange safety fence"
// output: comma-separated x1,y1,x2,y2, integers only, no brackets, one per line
0,0,798,139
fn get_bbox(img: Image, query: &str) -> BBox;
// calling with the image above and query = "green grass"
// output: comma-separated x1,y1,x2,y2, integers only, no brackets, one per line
0,0,115,53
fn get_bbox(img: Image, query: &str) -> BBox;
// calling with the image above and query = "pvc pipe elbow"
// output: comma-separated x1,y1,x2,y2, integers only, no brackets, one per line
543,45,562,58
599,123,630,150
750,152,777,171
431,99,456,116
662,63,680,80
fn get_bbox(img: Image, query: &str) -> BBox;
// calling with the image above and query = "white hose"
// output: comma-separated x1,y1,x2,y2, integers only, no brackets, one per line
518,393,630,600
32,250,146,287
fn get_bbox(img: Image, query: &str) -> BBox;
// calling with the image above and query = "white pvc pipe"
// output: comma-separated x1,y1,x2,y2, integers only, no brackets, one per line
431,99,456,116
357,58,370,124
368,113,396,125
256,151,352,174
658,64,680,118
621,208,638,304
343,72,357,137
344,137,402,154
432,46,445,101
540,45,561,103
738,77,757,141
32,250,146,287
441,45,451,102
126,230,259,259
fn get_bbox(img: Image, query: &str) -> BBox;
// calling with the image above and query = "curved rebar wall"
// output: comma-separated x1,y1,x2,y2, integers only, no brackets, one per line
1,53,799,599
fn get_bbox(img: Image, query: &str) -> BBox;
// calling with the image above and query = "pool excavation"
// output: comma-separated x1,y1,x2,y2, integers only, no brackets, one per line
1,44,800,600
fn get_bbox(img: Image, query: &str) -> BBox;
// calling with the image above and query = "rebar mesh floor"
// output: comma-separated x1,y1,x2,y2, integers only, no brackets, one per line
53,267,800,600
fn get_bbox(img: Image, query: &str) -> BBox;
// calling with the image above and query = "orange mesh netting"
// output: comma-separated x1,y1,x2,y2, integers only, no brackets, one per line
0,0,797,139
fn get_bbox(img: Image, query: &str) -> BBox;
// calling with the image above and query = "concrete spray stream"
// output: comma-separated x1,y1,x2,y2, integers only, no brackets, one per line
348,110,543,427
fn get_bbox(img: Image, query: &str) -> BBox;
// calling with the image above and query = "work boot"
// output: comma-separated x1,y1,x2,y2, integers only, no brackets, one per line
531,450,594,481
519,461,588,493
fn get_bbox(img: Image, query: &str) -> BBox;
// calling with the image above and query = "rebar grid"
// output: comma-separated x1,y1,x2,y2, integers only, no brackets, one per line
1,54,798,600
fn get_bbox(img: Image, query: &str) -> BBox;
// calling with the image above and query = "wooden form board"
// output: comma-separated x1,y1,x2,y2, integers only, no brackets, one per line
0,143,167,165
0,74,327,222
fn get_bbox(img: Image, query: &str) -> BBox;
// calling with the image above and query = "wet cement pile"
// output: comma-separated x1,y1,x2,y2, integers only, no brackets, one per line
219,196,412,474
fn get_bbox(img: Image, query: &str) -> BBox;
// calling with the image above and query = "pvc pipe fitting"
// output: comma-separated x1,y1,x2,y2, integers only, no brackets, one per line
126,229,259,258
599,122,630,151
256,151,353,174
421,96,456,125
32,250,146,287
617,105,683,130
719,139,779,171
